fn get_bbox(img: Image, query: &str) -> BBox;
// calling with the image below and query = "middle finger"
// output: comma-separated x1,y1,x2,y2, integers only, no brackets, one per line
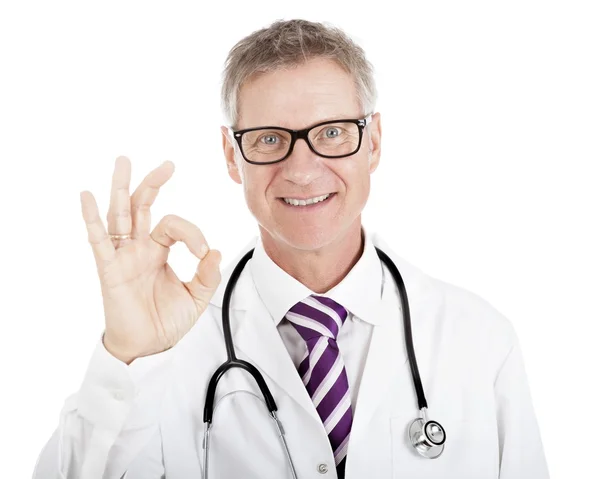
106,155,132,236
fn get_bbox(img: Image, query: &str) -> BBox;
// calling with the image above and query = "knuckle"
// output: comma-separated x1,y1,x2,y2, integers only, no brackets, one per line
107,209,131,219
145,184,160,193
163,213,181,223
194,298,208,315
83,212,101,227
131,185,155,202
163,214,188,233
88,231,108,246
117,209,132,218
132,203,151,213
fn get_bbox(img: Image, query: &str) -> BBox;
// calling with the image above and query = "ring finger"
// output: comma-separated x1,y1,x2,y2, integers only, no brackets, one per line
130,160,175,239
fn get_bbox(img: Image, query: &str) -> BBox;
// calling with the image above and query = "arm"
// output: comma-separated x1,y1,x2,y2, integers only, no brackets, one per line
33,335,174,479
495,329,550,478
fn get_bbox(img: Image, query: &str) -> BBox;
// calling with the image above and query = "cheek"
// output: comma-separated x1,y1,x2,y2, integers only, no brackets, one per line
342,165,371,212
243,168,274,205
337,159,371,195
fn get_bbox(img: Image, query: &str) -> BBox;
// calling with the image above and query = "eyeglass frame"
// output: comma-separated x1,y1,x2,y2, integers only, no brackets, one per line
228,114,373,165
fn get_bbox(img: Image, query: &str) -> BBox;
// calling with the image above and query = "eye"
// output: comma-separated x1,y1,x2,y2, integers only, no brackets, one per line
324,127,341,138
260,134,279,145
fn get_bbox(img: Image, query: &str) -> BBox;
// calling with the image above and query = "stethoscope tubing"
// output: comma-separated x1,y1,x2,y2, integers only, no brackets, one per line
203,246,427,423
375,247,428,410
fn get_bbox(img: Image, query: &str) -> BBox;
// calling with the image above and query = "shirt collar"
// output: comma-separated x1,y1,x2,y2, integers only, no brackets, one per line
250,225,384,326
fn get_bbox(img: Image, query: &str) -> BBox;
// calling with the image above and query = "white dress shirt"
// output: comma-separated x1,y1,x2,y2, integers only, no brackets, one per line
251,225,380,410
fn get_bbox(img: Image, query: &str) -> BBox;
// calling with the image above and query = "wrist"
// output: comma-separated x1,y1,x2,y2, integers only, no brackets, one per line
102,333,138,365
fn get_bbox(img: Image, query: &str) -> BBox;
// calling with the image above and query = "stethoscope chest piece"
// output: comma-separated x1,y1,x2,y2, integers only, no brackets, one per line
408,415,446,459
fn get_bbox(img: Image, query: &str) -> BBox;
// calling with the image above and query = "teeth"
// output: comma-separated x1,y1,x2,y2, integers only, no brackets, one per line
283,193,331,206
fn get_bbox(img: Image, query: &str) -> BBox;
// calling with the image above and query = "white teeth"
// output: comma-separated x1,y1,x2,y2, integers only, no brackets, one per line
283,193,331,206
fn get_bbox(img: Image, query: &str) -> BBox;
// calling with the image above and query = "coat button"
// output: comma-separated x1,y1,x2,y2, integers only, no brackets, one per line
317,463,329,474
113,390,125,401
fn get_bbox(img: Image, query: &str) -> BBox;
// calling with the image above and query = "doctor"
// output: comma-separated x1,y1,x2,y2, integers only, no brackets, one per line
34,18,549,479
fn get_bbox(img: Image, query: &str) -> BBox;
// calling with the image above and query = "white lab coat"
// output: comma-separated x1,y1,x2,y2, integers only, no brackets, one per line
33,232,549,478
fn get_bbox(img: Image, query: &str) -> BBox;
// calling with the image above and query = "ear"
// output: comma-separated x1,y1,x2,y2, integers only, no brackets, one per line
221,126,242,184
367,112,382,174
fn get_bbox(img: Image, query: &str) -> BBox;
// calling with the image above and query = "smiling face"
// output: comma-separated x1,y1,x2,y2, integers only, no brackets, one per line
221,57,381,253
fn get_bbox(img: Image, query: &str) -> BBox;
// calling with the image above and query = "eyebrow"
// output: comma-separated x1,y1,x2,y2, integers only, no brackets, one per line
242,114,360,131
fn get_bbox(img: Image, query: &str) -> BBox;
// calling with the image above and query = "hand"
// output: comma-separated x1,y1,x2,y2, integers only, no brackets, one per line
79,156,222,364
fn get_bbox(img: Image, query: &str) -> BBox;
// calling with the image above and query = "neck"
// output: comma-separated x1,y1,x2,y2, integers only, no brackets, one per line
259,220,365,294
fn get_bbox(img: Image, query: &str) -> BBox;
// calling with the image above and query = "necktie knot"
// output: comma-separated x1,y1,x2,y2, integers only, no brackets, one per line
285,294,348,342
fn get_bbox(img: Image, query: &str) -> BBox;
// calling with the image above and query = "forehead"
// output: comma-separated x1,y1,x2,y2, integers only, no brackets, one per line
236,57,361,130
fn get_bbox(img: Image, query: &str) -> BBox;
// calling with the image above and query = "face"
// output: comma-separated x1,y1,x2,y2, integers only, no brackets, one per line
221,57,382,252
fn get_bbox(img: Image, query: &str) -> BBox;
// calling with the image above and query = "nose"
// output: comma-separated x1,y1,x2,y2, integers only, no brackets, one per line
281,138,324,186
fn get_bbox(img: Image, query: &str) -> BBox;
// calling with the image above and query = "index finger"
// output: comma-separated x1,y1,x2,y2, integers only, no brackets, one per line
150,214,209,261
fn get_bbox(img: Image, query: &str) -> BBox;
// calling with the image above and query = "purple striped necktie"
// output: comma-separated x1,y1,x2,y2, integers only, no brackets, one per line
285,294,352,476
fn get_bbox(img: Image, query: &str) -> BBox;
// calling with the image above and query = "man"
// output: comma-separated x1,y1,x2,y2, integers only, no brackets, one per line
34,19,549,478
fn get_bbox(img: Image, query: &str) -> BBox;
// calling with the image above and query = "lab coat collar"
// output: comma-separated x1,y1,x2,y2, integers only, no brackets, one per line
249,224,384,327
210,227,433,315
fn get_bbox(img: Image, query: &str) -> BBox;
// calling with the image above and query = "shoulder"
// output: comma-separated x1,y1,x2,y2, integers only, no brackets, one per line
437,276,516,338
373,231,517,358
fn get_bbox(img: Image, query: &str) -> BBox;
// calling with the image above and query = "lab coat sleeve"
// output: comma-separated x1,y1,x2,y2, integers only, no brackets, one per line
494,328,550,478
32,333,175,479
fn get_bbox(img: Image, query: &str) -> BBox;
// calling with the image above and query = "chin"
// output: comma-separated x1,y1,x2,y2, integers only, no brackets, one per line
268,222,342,251
286,232,332,251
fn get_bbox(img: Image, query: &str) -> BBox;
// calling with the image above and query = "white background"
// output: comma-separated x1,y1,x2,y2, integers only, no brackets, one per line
1,0,598,476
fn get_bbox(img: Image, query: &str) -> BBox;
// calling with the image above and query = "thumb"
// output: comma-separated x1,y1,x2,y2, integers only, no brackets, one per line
184,249,222,309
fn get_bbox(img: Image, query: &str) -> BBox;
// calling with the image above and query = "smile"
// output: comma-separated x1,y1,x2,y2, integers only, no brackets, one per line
281,193,333,206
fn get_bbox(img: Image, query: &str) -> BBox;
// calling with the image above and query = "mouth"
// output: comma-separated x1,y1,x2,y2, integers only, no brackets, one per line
278,192,337,208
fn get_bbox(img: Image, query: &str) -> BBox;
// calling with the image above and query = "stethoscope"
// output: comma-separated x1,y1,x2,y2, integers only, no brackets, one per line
202,247,446,479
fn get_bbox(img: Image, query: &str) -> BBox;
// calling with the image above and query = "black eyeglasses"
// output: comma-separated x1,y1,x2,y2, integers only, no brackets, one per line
229,115,372,165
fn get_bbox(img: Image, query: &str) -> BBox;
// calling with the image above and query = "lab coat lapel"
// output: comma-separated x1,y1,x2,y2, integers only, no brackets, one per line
210,242,322,427
232,289,323,427
349,235,438,444
349,267,408,442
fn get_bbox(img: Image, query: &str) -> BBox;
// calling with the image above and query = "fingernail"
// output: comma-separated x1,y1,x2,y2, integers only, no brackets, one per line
199,244,208,258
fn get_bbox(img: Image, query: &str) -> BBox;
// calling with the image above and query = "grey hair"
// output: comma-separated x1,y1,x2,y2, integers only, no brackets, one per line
220,19,377,128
